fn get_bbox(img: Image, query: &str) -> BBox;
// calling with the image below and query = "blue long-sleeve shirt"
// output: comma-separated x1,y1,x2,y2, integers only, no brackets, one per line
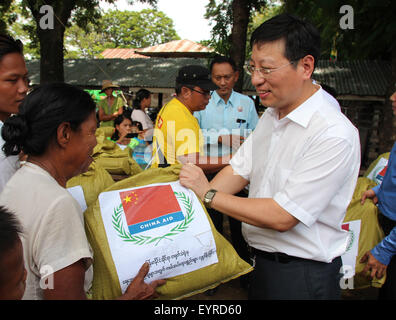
371,142,396,265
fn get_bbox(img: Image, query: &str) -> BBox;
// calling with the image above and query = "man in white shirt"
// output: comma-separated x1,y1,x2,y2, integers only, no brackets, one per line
180,13,360,299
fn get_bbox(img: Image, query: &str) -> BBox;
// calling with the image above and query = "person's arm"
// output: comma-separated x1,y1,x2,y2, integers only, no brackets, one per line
98,106,117,122
179,164,298,231
360,226,396,279
178,152,230,174
43,259,88,300
43,260,165,300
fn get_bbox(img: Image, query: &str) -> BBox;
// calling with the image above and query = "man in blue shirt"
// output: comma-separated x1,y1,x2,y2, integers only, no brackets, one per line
361,90,396,299
194,56,259,292
195,55,259,154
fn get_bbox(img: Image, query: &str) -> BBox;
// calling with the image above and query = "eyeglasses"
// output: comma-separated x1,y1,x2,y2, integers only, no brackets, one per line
244,61,296,78
188,87,212,97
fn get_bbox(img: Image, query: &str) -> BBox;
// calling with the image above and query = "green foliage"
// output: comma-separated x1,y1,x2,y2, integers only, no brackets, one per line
205,0,276,57
2,2,40,58
98,9,179,48
281,0,396,60
0,0,14,33
204,0,233,55
65,9,179,58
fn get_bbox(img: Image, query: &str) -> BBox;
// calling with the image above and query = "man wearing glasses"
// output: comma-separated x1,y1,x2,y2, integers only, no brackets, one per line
151,65,230,173
179,14,361,299
195,55,259,153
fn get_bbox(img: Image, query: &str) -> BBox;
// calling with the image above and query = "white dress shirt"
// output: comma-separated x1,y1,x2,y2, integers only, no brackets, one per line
230,87,361,263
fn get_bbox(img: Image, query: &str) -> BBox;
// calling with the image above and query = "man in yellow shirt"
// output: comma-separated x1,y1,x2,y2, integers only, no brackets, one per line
151,65,230,173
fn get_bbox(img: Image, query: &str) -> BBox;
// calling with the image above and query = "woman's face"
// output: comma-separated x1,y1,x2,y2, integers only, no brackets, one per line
104,88,114,97
141,95,151,109
0,53,29,121
68,111,98,176
116,118,133,136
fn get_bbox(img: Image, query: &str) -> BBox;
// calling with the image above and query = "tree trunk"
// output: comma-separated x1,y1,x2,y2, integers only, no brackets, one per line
26,0,76,83
230,0,250,93
37,25,65,83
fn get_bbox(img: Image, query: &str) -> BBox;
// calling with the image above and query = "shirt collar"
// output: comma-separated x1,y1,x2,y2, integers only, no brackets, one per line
212,89,236,107
267,86,319,129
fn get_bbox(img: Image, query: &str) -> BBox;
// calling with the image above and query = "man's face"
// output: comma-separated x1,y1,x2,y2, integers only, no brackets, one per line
249,39,308,117
0,52,29,121
211,62,239,100
188,86,211,112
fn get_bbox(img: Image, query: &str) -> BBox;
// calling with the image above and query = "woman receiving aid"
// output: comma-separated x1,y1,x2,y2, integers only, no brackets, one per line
0,83,165,300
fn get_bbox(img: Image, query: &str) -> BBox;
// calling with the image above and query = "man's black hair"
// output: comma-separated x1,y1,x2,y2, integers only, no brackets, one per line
250,13,321,68
209,55,238,72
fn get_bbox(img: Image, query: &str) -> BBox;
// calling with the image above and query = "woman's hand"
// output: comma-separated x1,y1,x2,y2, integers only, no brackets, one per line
119,262,166,300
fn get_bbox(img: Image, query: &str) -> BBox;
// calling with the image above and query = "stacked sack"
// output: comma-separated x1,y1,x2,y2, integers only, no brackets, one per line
93,127,142,176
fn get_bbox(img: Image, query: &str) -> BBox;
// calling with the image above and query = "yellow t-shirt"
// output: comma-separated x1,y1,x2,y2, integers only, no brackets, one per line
151,98,203,167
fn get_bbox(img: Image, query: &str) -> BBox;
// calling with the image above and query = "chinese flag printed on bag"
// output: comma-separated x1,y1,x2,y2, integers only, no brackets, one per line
119,185,184,235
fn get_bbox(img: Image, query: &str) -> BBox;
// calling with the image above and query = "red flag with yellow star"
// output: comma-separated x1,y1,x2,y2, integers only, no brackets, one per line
119,185,184,234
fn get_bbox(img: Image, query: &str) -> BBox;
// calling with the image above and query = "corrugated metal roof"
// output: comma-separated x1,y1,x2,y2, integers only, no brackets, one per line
312,60,392,97
100,48,149,59
27,58,210,88
26,58,391,97
101,40,215,59
136,39,214,57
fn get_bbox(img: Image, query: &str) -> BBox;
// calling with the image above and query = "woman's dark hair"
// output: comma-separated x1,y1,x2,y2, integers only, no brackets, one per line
132,89,151,110
250,13,320,69
111,112,132,141
1,83,96,156
0,34,23,62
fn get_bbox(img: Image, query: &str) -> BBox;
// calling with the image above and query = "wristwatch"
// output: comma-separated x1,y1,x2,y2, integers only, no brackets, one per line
203,189,218,209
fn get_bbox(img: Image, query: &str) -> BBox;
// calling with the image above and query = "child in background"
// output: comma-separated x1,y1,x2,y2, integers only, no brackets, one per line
131,121,150,169
109,113,139,151
0,205,26,300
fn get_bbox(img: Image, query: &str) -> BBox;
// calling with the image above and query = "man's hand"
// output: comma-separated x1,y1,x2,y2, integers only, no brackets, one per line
361,189,378,205
119,262,166,300
180,163,211,200
360,251,387,279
